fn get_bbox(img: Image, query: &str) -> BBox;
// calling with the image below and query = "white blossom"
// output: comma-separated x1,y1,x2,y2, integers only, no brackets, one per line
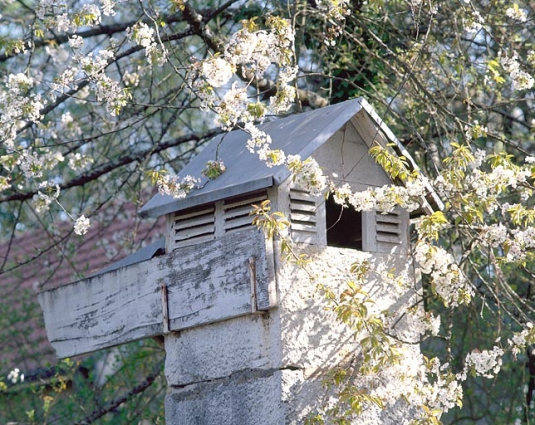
74,215,91,235
202,57,233,88
69,35,84,49
287,155,327,196
481,223,508,247
464,346,504,378
80,4,102,26
414,242,473,307
502,53,534,91
19,151,43,179
127,22,167,65
68,153,93,171
56,13,74,33
7,368,24,384
465,10,485,33
157,175,200,199
506,4,528,22
100,0,116,16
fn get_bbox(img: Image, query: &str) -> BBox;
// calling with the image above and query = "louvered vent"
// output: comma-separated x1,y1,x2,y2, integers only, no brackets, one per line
375,210,403,253
290,188,318,243
170,205,215,249
223,192,267,234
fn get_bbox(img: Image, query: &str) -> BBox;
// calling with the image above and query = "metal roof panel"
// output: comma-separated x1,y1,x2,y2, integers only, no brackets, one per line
140,98,364,218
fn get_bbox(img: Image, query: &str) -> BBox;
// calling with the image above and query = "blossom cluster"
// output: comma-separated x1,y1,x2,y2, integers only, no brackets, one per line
0,74,44,149
414,357,464,413
202,159,226,180
506,4,528,22
463,346,504,379
68,153,93,171
33,181,61,214
314,0,351,22
74,215,91,236
287,155,327,196
37,1,104,32
331,177,428,214
414,242,473,307
156,174,200,199
508,323,535,358
464,9,485,33
191,17,297,137
126,22,168,66
7,367,24,384
244,122,285,166
501,52,534,91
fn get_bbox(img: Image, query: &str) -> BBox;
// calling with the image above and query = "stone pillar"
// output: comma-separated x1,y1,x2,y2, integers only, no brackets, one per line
164,245,417,424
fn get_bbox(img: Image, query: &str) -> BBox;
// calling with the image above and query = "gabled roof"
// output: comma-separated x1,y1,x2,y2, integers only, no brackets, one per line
140,97,441,218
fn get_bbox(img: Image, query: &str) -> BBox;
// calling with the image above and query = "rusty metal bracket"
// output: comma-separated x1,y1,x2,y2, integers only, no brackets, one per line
161,281,170,334
249,257,257,313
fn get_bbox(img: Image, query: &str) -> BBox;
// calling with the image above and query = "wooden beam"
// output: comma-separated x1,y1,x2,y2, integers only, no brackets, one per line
38,228,275,358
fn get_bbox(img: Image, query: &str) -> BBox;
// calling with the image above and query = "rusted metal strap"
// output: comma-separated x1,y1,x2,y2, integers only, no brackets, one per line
249,257,257,313
161,281,170,334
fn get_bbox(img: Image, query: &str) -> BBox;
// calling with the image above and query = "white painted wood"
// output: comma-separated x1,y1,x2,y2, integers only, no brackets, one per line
363,209,409,255
214,198,225,238
224,193,268,209
258,186,279,311
166,213,173,254
38,228,275,358
223,205,254,220
221,192,267,234
291,222,316,232
315,196,327,246
376,222,401,233
174,206,215,221
291,212,316,223
175,223,215,240
224,216,254,232
174,214,215,230
289,187,320,244
170,205,216,249
361,210,377,252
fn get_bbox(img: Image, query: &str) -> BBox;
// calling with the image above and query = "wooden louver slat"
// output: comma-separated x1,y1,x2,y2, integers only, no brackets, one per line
375,211,402,251
171,206,216,249
290,188,318,243
223,192,268,234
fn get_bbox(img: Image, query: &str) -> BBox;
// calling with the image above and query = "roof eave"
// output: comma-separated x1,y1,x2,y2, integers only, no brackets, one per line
139,175,275,219
359,98,444,214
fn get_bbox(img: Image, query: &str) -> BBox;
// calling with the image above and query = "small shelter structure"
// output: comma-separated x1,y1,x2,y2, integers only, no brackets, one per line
39,98,438,424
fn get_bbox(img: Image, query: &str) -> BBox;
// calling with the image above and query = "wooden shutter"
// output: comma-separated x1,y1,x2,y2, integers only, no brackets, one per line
363,209,408,254
169,205,216,250
289,188,321,244
222,192,268,235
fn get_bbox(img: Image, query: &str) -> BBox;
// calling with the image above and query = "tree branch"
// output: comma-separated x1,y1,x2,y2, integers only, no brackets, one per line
0,128,222,204
76,360,164,425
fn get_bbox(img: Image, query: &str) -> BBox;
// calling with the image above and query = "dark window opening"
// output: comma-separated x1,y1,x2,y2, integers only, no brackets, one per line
326,195,362,250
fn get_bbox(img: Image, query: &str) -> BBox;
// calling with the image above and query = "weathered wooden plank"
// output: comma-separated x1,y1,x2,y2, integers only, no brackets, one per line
38,228,275,359
290,212,316,223
175,224,215,240
376,214,401,224
38,261,163,359
376,223,401,234
174,214,215,230
227,215,253,227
